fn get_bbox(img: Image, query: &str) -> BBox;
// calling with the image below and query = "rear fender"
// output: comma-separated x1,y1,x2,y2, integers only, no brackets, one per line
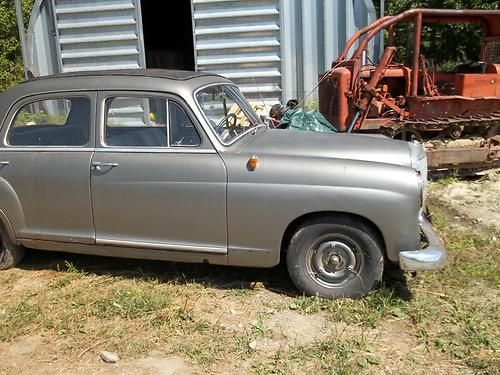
0,177,25,243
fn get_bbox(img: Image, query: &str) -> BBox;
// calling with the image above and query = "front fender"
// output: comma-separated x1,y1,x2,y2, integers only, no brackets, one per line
224,153,420,266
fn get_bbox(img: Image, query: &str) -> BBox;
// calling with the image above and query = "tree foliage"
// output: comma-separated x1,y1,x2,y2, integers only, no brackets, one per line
377,0,499,70
0,0,31,92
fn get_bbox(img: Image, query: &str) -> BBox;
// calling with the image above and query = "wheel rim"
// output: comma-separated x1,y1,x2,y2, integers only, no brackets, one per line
305,236,362,288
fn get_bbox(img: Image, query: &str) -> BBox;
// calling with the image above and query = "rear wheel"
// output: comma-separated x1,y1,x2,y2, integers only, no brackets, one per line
286,216,384,299
0,228,25,270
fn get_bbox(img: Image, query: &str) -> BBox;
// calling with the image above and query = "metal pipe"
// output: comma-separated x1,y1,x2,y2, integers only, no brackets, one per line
357,46,396,111
14,0,29,79
347,111,361,133
379,0,385,60
352,8,498,60
411,12,422,97
387,25,395,47
337,15,393,62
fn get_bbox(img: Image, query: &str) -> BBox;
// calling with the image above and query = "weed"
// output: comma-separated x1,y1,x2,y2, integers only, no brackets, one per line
253,337,366,374
91,284,171,319
250,315,266,337
0,301,42,340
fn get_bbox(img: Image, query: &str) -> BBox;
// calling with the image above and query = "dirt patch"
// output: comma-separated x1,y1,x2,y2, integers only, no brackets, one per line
191,288,285,333
245,310,332,356
130,353,193,375
0,334,44,365
429,177,500,232
265,310,330,346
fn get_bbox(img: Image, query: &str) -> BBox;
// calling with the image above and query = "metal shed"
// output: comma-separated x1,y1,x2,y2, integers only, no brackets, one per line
21,0,378,106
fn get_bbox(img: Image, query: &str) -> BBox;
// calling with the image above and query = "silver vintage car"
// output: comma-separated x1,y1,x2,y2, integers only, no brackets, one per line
0,70,445,298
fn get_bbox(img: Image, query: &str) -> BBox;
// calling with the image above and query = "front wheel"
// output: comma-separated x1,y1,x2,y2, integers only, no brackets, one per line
286,217,384,299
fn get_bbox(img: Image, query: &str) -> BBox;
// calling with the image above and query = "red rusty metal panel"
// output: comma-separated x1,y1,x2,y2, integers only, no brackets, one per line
455,73,499,97
319,67,351,131
407,97,500,119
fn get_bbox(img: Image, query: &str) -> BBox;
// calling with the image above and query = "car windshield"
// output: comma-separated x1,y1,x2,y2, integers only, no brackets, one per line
195,84,261,144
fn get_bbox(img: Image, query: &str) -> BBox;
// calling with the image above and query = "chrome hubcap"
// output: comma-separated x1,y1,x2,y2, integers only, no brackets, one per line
306,240,358,287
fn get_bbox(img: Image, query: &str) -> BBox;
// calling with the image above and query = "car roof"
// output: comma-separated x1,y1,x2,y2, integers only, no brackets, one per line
21,69,219,84
0,69,232,122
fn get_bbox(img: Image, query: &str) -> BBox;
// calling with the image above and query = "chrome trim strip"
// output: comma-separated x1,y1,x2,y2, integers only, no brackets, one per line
19,239,229,266
2,147,94,152
96,238,227,254
93,147,216,154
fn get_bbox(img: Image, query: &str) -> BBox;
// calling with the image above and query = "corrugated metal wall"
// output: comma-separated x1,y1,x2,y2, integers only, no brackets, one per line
192,0,282,106
51,0,145,73
280,0,376,104
25,0,377,106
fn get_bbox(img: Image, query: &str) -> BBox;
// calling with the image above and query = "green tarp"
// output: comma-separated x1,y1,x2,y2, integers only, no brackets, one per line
279,108,337,133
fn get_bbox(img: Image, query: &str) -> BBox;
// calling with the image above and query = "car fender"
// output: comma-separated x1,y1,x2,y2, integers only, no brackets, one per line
224,153,421,267
0,177,25,243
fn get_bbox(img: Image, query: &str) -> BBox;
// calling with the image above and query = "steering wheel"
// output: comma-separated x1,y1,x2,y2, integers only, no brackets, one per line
214,113,237,134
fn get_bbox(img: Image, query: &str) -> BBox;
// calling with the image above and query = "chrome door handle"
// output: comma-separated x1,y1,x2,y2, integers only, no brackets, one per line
92,162,118,171
0,161,10,166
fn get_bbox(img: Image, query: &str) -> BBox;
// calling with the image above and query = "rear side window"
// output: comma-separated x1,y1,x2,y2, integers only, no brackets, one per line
8,97,90,146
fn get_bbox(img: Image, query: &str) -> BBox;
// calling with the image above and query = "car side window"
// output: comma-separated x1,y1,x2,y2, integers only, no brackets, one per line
8,97,90,146
169,101,201,147
105,96,168,147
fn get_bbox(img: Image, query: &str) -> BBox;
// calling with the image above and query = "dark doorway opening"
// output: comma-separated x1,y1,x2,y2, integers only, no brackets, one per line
140,0,195,70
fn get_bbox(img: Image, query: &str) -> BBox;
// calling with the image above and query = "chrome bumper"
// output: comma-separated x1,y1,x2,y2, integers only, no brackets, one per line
399,216,446,271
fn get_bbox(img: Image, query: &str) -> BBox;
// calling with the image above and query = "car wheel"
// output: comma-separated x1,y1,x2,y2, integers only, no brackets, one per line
0,227,25,270
286,216,384,299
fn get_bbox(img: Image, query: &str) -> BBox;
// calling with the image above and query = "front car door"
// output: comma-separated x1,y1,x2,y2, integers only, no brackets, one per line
91,92,227,254
0,92,96,243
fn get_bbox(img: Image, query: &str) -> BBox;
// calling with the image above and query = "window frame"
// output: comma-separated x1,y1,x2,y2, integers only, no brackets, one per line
103,95,170,148
193,83,263,147
168,100,201,148
2,91,96,149
97,91,210,151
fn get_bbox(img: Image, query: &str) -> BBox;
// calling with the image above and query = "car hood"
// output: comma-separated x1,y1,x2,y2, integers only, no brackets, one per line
238,128,412,168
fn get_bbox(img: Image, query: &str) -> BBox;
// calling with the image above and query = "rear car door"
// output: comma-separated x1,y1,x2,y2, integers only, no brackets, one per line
90,92,227,253
0,92,96,243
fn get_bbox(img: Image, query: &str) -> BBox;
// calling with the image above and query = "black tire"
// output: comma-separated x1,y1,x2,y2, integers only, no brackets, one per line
0,227,25,270
286,216,384,299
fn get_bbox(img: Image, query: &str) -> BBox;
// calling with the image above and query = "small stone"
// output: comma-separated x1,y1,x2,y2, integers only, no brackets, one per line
229,308,237,315
100,351,119,363
248,340,257,350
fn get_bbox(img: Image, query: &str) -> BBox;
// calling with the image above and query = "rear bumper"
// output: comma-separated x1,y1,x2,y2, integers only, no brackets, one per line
399,216,446,271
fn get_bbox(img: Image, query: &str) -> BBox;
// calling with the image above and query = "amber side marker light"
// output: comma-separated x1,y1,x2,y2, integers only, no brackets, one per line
247,155,258,171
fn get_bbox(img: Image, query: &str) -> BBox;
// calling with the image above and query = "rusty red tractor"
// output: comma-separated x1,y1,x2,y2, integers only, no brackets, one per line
319,8,500,174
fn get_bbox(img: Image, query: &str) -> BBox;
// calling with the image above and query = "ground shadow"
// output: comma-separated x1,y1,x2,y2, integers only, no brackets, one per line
18,249,413,300
382,263,413,301
18,249,297,296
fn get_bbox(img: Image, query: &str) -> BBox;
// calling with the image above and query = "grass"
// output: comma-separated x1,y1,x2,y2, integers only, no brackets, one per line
0,189,498,373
